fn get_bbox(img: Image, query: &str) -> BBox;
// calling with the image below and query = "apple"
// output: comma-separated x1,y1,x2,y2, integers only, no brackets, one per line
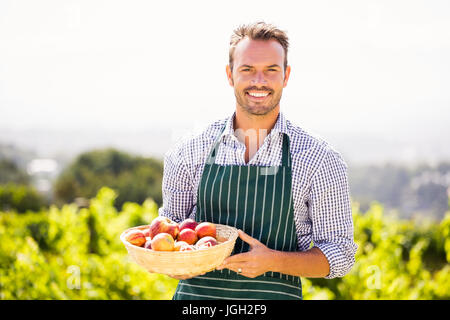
143,228,150,238
151,233,175,251
179,218,198,232
196,236,218,248
195,222,216,239
149,216,180,240
125,229,146,247
173,240,190,251
177,228,198,245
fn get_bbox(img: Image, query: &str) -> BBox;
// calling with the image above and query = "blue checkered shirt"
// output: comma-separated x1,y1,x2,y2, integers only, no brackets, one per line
159,111,357,279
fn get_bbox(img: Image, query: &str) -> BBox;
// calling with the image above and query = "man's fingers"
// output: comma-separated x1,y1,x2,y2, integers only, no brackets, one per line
217,261,247,272
216,262,257,278
219,251,252,266
218,230,264,267
238,229,262,247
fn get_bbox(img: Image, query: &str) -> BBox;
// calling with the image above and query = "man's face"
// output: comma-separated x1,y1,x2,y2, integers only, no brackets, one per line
226,37,291,116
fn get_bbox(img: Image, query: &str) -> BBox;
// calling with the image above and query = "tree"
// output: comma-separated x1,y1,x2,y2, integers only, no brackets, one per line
0,158,30,185
53,148,163,210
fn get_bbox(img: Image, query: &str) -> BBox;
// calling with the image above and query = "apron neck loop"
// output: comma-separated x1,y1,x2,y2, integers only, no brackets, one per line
206,125,292,168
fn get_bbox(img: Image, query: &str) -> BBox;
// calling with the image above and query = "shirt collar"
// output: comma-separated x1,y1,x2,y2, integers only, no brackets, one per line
219,110,290,142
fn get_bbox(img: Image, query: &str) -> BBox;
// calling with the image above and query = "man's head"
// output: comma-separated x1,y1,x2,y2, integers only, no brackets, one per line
226,22,291,116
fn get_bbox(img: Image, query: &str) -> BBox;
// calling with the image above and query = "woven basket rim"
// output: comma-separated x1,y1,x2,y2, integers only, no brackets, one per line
120,223,239,254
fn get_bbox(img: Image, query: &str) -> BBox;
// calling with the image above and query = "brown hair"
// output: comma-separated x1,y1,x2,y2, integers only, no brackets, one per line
229,21,289,72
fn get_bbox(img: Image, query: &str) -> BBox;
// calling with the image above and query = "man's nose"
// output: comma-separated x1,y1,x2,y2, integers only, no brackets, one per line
250,71,267,85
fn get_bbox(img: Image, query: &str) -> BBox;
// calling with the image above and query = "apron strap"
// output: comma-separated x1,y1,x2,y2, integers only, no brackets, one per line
205,125,226,165
281,132,292,168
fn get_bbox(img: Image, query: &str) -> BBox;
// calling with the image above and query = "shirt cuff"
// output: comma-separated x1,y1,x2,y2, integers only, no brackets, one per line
314,241,356,279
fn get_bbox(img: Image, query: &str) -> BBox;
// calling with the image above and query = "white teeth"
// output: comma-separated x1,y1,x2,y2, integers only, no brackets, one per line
248,92,269,97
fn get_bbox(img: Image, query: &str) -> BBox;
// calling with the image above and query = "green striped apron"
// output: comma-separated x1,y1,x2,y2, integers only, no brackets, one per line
173,125,302,300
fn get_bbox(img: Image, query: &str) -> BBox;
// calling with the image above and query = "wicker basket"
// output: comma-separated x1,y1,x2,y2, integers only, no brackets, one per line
120,224,239,277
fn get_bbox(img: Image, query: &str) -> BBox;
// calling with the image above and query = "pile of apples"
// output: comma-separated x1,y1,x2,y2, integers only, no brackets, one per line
125,216,218,252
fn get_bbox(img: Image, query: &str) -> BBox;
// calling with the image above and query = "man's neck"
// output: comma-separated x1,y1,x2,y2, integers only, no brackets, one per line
233,105,280,163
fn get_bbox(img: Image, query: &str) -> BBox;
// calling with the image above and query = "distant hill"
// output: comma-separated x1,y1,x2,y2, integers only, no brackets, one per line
2,125,450,167
0,142,38,171
348,162,450,221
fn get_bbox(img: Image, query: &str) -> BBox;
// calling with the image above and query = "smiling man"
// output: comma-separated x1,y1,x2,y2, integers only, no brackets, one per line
159,21,357,300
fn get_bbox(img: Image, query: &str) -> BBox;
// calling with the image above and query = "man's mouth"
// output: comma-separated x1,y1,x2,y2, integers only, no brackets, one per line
245,91,271,99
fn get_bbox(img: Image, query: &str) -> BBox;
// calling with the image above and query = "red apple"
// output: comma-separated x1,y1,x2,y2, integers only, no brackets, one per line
177,228,198,245
196,236,218,248
143,228,150,238
125,229,146,247
179,218,198,232
151,233,175,251
195,222,216,239
166,223,180,240
149,216,180,240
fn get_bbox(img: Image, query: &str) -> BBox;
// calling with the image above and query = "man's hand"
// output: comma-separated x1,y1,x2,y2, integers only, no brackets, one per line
168,229,330,279
216,229,276,278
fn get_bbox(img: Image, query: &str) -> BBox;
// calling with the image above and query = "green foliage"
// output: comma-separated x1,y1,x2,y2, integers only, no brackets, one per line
0,183,46,213
303,202,450,300
0,158,46,213
0,187,177,300
1,189,449,300
53,148,163,210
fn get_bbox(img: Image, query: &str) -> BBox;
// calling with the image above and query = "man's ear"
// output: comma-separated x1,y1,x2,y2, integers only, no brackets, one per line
283,65,291,88
226,65,234,86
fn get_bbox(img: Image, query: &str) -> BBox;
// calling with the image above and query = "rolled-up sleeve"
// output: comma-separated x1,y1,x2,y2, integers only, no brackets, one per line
308,148,358,279
158,142,195,223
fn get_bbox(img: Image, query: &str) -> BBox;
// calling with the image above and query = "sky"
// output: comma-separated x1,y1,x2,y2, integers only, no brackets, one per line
1,0,450,163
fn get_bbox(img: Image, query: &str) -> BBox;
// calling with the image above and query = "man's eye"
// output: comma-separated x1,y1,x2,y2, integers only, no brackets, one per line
268,69,277,72
241,68,250,72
